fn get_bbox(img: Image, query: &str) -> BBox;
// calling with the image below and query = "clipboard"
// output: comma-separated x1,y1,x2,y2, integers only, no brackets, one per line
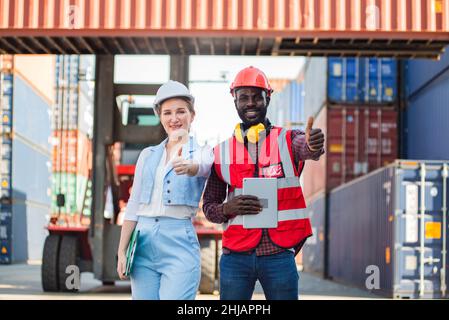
124,229,139,277
242,178,278,229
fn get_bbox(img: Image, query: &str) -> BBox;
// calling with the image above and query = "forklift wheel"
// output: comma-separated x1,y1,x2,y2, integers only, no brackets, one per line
41,234,61,292
58,236,81,292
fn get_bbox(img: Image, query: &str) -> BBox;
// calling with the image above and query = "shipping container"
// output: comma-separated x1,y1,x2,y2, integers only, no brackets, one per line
53,55,80,132
327,160,449,299
12,75,52,151
405,49,449,97
1,55,55,264
51,129,92,177
0,56,13,264
303,192,327,275
328,57,360,103
12,139,51,204
302,105,398,200
302,57,327,120
50,55,95,228
11,200,50,262
267,80,305,130
51,172,91,215
360,58,397,104
13,55,55,105
301,57,397,119
402,50,449,161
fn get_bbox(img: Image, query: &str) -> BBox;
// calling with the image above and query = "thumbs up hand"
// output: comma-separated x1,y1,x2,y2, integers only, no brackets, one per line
305,116,325,152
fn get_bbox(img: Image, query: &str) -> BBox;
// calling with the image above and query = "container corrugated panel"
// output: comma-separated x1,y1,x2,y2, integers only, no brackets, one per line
51,130,92,177
287,81,305,129
266,80,304,129
12,201,50,262
12,75,51,151
51,172,89,215
302,192,327,275
328,57,397,104
0,207,12,263
78,88,94,137
360,58,397,104
303,57,327,119
302,105,398,199
12,139,51,205
328,160,449,299
2,0,448,35
0,57,14,264
53,55,80,131
403,69,449,161
327,58,360,103
406,48,449,97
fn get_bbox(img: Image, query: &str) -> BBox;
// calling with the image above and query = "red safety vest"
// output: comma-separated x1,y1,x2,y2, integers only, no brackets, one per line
214,126,312,252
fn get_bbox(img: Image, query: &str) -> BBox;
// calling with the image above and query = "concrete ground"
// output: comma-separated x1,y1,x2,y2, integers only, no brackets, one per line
0,263,382,300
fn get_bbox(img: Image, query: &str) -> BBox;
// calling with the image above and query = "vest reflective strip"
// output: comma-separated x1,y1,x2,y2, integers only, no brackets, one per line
219,138,231,184
231,176,301,197
223,208,307,230
277,129,296,177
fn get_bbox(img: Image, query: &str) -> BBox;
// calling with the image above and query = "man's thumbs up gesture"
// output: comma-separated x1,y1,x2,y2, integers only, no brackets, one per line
305,117,325,152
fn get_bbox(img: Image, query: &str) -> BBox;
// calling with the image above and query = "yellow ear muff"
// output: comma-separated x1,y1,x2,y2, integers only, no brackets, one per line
234,123,245,144
234,123,266,144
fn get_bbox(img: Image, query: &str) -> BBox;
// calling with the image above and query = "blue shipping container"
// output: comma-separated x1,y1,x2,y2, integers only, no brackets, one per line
360,58,397,103
327,58,360,103
403,70,449,161
13,75,52,151
12,138,51,204
328,160,449,299
406,47,449,97
327,57,397,104
0,68,13,264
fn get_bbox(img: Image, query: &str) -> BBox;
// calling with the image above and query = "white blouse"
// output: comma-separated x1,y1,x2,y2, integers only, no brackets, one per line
123,142,214,221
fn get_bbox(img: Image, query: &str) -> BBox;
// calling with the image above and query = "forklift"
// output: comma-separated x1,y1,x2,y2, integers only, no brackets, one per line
41,55,222,294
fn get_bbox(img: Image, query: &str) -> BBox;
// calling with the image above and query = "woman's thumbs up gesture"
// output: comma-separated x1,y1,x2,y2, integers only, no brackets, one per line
305,116,325,152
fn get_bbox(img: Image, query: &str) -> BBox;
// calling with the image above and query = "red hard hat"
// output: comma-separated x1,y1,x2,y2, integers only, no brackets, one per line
230,66,273,97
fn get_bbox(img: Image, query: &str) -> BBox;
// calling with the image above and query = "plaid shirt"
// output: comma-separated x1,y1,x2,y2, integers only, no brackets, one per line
202,127,324,256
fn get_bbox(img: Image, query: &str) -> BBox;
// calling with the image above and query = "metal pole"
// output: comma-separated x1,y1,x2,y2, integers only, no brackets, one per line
441,163,448,297
419,163,426,298
91,55,115,279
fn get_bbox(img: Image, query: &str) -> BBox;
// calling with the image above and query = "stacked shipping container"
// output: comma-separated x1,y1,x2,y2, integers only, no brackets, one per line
51,55,95,227
0,55,54,263
301,57,399,200
0,56,13,264
403,49,449,161
300,56,399,277
267,79,305,130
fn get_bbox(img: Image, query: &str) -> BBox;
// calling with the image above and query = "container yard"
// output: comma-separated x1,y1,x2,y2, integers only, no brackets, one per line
0,0,448,304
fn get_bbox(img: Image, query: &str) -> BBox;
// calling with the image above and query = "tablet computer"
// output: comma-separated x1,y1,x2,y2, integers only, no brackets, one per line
242,178,278,229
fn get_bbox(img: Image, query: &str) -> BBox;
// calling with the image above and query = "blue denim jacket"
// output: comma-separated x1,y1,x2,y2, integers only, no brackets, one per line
139,136,207,207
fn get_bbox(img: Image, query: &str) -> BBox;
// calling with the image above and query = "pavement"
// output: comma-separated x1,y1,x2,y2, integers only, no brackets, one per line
0,263,383,300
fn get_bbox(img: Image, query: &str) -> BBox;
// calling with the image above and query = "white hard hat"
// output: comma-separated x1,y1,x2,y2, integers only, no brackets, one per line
154,80,194,107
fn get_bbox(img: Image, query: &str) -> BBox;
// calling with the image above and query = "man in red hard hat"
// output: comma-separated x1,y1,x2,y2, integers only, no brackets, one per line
203,66,325,300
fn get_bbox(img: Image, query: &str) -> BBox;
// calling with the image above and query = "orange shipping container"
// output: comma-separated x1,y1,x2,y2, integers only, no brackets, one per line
52,130,92,177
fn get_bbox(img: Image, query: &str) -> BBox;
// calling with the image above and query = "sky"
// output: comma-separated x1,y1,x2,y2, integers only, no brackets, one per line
114,55,305,146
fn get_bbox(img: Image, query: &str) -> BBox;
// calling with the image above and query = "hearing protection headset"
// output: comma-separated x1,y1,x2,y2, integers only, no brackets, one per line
234,122,269,144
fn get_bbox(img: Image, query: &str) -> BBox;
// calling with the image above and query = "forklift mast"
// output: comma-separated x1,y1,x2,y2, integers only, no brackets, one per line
91,55,189,282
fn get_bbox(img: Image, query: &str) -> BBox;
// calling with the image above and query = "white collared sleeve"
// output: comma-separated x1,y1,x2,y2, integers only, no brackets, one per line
123,148,148,222
193,144,214,178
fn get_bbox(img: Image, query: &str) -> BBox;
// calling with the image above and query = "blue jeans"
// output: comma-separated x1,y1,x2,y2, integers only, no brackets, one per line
219,250,299,300
130,216,201,300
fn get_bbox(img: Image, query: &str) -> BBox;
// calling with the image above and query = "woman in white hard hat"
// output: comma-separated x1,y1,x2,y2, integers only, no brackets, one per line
116,80,213,300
